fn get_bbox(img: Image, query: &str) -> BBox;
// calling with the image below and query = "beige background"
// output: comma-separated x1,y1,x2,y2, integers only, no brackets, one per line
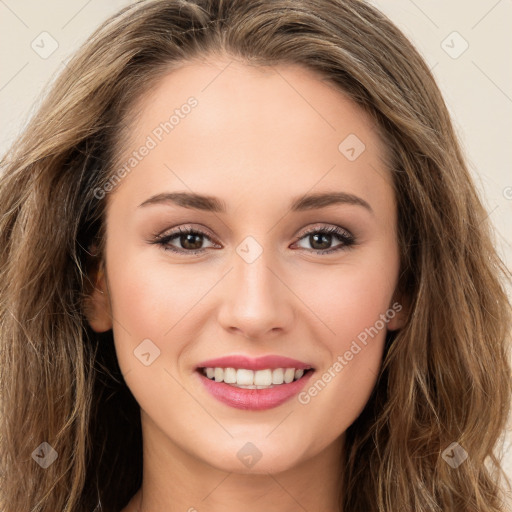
1,0,511,503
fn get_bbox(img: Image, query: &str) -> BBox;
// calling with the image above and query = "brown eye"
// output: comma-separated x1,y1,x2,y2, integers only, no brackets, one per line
152,227,218,255
293,226,355,254
179,232,204,251
151,224,355,256
308,232,333,251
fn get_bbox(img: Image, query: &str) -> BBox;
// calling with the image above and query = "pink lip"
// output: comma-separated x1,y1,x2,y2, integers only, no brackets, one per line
196,354,313,371
196,370,314,410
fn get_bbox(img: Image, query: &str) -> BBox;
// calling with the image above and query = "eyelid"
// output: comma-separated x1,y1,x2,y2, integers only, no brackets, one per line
291,224,355,253
152,224,220,250
293,223,353,241
154,223,218,242
150,222,356,255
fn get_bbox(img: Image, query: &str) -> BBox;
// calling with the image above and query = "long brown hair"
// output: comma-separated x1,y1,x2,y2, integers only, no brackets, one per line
1,1,510,510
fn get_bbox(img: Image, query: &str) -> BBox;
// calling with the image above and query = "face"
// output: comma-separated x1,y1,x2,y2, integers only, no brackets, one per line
87,57,405,475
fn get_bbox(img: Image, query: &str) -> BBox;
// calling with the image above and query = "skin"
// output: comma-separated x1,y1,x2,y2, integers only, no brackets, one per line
87,56,406,512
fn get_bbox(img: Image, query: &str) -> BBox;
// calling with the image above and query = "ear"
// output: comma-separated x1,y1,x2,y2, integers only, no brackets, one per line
84,259,113,333
386,291,408,331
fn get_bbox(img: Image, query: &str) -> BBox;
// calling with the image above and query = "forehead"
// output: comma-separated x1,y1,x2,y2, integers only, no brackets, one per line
108,58,393,214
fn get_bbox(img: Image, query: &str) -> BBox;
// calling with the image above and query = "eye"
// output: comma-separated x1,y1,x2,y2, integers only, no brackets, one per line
292,225,355,254
150,226,219,255
149,224,356,256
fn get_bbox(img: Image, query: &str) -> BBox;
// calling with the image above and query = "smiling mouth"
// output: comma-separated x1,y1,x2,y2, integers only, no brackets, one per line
198,367,314,389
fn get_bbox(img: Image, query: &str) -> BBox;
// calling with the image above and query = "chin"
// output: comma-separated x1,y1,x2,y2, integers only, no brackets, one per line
200,437,309,475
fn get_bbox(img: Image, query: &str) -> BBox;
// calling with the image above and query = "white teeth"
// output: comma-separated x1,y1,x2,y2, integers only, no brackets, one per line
236,368,254,386
235,384,264,389
283,368,295,383
224,367,237,384
272,368,284,384
254,369,272,386
202,366,310,386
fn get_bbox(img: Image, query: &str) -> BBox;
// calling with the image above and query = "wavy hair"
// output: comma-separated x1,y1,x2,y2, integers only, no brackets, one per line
0,0,510,510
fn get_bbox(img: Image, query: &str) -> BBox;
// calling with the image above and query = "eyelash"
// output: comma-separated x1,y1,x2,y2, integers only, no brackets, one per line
150,224,356,256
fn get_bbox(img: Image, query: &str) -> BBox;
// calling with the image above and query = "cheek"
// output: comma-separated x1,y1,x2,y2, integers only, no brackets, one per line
294,244,398,415
109,261,168,332
295,290,392,453
305,250,399,345
105,243,221,379
105,252,203,418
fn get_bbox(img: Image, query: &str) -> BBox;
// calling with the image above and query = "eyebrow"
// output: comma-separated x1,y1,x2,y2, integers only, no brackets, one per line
138,191,373,214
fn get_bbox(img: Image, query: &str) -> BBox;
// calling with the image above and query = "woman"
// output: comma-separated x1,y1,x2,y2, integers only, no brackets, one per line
0,0,510,511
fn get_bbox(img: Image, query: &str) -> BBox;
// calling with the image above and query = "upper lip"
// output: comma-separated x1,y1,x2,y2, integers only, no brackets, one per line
196,355,314,371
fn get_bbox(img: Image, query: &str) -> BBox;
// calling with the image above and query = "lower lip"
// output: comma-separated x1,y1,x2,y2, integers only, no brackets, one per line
197,370,314,410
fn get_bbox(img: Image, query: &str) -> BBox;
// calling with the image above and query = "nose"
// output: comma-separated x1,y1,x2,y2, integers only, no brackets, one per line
216,244,295,341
